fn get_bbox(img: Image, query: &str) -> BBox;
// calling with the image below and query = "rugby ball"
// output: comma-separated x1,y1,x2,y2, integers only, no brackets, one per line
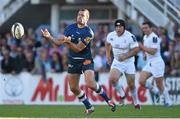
11,22,24,39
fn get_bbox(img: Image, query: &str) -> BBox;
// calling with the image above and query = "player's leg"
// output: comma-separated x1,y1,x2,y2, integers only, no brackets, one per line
139,65,160,95
139,70,160,103
68,73,94,114
83,69,116,112
152,59,171,106
125,73,140,109
125,62,140,109
154,77,172,106
109,59,126,104
139,71,151,88
109,68,125,105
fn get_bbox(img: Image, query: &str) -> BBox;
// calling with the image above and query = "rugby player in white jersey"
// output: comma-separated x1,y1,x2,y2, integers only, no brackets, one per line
105,19,140,109
139,21,172,106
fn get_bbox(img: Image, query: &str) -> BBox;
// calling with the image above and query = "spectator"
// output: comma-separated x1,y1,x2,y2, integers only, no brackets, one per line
51,51,63,73
94,24,109,47
170,51,180,76
1,46,15,73
34,47,51,74
174,32,180,52
24,48,35,73
98,47,109,72
13,46,26,73
91,48,103,82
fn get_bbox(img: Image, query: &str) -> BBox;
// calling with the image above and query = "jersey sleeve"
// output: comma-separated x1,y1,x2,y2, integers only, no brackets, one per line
81,28,94,46
63,25,70,37
130,35,139,49
106,33,111,44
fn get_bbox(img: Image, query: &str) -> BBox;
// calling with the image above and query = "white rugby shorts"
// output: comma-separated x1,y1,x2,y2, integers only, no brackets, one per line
111,59,136,74
142,59,165,78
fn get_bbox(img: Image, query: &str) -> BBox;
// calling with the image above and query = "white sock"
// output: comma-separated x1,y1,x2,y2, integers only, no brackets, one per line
163,88,171,104
131,87,138,105
114,82,125,97
96,83,103,94
152,87,160,95
78,90,86,102
145,81,153,89
145,81,159,95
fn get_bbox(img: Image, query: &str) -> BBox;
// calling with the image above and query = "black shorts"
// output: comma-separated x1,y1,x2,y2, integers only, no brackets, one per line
67,59,94,74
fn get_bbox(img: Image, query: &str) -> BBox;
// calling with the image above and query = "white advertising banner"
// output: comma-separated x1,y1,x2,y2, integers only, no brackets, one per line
0,72,179,105
0,72,31,104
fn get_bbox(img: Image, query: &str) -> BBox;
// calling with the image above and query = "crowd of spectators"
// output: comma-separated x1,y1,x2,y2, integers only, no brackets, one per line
0,20,179,78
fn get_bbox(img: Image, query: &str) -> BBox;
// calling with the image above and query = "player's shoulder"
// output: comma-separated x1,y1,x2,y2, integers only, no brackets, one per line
107,31,116,37
84,26,94,38
150,32,160,43
124,30,136,41
150,32,158,38
65,23,76,31
85,26,94,34
124,30,134,37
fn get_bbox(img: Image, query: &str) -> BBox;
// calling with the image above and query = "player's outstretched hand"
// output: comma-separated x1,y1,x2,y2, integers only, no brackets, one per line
41,29,53,41
64,36,71,44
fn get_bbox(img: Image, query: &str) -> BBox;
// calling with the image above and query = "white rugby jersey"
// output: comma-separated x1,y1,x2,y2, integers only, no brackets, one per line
143,32,162,62
107,30,139,63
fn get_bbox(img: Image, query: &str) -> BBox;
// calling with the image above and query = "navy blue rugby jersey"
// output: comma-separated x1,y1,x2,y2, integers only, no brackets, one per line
64,23,94,60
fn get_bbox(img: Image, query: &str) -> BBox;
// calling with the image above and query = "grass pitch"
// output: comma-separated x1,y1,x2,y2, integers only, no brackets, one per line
0,105,179,118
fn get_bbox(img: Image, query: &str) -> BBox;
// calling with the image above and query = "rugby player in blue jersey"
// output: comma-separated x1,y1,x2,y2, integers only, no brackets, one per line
41,9,116,115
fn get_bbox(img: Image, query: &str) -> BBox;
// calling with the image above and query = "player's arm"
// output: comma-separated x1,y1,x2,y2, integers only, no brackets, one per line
126,47,139,58
139,37,158,55
66,29,94,53
41,29,66,46
105,38,112,65
139,43,157,55
66,39,86,53
119,47,139,61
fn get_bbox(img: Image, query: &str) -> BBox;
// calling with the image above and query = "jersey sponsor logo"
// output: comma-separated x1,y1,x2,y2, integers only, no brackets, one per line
110,38,113,41
85,37,91,44
76,31,80,34
83,59,91,65
153,37,158,43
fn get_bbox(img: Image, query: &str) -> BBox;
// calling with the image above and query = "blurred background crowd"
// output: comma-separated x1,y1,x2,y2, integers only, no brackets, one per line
0,20,180,78
0,0,180,81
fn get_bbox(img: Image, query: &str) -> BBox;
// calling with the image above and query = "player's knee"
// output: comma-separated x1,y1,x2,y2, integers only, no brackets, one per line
156,84,164,94
87,83,96,91
139,79,146,87
70,87,79,94
109,77,118,85
127,80,135,90
129,83,135,90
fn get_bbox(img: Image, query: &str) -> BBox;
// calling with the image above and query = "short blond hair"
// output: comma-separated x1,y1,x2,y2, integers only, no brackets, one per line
79,8,90,19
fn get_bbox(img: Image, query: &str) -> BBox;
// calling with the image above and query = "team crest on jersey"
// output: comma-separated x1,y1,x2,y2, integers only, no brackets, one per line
153,37,158,43
131,35,137,42
85,37,91,43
